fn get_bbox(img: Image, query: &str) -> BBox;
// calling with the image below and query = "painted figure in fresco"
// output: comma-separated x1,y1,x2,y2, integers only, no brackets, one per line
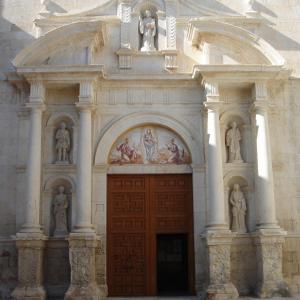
116,138,138,163
226,121,243,163
53,186,69,237
139,10,157,52
143,129,157,162
229,184,247,233
55,122,71,163
167,138,180,163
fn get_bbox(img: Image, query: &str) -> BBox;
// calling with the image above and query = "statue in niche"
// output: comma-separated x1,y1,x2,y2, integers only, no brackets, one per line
226,121,243,163
53,186,69,237
229,184,247,233
55,122,71,164
139,10,157,52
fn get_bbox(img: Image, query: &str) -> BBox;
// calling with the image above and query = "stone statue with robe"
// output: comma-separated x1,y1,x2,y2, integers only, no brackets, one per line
53,186,69,237
229,184,247,233
226,121,243,163
55,122,71,163
139,10,157,52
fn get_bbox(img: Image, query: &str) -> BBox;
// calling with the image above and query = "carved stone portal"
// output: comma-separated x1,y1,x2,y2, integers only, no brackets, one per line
65,234,106,300
53,186,69,237
229,184,247,234
55,122,71,164
139,10,157,52
226,122,243,163
11,238,46,300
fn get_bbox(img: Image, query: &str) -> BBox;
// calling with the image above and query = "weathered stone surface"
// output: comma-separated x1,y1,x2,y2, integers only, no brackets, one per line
254,230,291,298
11,237,46,300
205,231,239,300
64,234,106,300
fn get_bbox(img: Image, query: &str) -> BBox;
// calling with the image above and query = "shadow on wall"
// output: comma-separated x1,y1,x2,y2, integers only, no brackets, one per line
200,0,300,53
196,0,238,15
0,1,34,79
252,0,278,18
44,0,67,14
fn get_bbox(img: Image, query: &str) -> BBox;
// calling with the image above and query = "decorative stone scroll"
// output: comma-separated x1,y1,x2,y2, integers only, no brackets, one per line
109,126,191,165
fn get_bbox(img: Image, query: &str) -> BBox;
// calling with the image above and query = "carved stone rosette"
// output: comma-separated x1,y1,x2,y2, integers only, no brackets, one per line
254,229,291,298
11,237,46,300
64,234,106,300
205,231,239,300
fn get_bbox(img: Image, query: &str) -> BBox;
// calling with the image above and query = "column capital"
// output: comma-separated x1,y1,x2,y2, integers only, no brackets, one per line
75,102,96,112
78,80,96,104
252,81,268,101
250,100,269,113
26,102,46,112
203,101,223,112
204,81,220,102
29,80,46,103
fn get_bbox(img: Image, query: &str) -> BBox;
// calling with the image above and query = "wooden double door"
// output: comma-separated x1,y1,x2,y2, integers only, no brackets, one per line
107,174,195,297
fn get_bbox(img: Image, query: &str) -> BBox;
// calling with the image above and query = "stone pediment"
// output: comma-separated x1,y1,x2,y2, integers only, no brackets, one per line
13,20,107,67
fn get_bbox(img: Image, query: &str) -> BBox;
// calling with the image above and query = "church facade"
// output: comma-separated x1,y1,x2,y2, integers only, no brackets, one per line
1,0,300,299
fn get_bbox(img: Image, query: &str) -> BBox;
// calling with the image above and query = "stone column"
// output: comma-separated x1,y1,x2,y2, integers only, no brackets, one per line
203,82,238,300
65,80,104,300
74,103,94,232
252,82,290,298
252,82,278,230
12,81,46,300
204,82,226,230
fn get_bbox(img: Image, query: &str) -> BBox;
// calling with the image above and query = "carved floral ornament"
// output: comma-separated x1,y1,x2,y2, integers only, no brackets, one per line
108,125,192,165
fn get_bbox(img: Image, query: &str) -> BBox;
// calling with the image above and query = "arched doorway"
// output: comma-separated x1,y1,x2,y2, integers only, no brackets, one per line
105,125,195,296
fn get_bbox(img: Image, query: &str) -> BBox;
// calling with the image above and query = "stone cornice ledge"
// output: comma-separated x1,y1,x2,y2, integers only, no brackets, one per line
193,65,292,82
16,65,105,83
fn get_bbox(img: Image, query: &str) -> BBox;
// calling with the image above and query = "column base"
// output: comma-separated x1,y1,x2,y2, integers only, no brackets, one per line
254,229,291,298
205,230,239,300
207,283,239,300
11,235,46,300
64,282,105,300
66,233,105,300
256,281,290,298
11,286,46,300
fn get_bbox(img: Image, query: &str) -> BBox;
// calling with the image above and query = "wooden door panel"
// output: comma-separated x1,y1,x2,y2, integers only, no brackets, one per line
107,174,194,297
110,233,147,296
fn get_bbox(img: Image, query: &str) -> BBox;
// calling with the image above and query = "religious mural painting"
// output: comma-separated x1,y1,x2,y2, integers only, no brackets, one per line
109,126,191,165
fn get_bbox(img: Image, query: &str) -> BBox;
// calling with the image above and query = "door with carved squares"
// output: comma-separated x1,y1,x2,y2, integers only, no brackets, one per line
107,174,195,296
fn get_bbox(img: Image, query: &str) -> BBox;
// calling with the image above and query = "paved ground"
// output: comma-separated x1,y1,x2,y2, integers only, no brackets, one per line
108,297,300,300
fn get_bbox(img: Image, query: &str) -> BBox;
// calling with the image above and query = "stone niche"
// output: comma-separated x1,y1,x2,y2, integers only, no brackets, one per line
45,114,75,165
138,6,159,52
224,175,256,233
42,177,75,237
221,113,251,164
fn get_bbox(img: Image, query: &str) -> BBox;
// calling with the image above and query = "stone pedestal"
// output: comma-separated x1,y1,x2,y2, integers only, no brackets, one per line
205,231,239,300
11,236,46,300
64,234,105,300
254,229,290,298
